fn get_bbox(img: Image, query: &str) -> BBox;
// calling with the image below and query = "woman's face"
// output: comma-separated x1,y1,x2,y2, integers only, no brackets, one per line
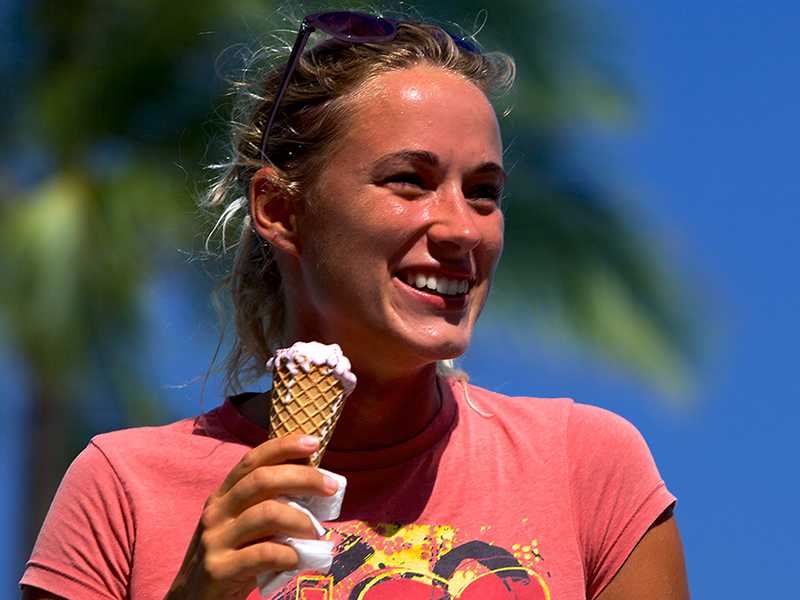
288,64,505,377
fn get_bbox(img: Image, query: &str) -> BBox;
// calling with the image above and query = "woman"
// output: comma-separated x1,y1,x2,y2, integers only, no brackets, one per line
21,12,689,600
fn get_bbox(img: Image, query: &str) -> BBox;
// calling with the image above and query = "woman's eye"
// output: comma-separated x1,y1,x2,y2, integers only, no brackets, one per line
467,184,503,205
382,172,425,188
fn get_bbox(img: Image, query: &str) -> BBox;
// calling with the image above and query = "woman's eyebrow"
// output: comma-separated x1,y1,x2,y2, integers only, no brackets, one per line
369,151,506,182
472,162,507,185
369,150,439,177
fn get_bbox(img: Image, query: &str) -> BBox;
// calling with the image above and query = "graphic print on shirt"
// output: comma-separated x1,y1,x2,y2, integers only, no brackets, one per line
271,521,552,599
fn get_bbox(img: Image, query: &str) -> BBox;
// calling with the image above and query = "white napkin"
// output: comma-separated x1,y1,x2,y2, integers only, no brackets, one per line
257,469,347,597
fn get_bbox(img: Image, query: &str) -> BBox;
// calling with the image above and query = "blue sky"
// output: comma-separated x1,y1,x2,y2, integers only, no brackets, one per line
528,2,800,595
3,2,799,597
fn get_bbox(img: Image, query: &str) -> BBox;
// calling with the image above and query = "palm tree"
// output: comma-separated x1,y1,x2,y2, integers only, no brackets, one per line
0,0,698,560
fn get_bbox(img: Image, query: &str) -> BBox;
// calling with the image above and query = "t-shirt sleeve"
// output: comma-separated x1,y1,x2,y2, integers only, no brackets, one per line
20,440,134,599
567,403,676,599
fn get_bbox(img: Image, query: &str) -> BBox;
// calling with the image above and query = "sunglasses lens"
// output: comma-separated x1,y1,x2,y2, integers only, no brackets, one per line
308,11,396,42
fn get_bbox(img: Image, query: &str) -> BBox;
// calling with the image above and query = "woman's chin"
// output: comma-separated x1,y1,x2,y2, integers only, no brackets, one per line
333,320,474,378
408,332,472,365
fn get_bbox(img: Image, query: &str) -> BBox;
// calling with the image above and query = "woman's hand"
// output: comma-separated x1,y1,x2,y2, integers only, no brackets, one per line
165,433,339,600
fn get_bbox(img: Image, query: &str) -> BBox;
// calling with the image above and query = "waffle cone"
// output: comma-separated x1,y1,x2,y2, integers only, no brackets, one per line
268,361,348,466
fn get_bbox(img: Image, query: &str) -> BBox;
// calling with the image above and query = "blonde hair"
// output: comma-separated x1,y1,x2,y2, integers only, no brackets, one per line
203,19,515,392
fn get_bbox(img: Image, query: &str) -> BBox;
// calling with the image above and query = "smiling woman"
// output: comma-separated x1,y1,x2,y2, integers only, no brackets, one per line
264,65,506,383
20,11,688,600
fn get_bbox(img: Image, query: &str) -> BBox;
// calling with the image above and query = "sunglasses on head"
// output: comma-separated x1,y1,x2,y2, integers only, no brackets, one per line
258,11,480,161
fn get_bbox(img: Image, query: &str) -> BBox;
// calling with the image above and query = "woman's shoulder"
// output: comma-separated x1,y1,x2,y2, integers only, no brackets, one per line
91,413,204,453
457,379,651,451
87,402,247,475
456,379,574,426
91,415,197,446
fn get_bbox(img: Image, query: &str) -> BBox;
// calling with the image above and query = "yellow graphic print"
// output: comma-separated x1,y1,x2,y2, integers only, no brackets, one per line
274,520,552,600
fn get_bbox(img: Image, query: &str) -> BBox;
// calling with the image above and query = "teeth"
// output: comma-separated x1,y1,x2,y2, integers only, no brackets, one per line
401,272,471,296
447,279,458,295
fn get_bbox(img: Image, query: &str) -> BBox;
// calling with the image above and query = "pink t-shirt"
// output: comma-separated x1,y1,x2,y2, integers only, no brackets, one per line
21,378,675,599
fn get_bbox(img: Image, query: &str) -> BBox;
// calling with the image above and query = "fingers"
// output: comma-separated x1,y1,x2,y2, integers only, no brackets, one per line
202,540,302,583
171,434,338,599
217,500,322,550
223,464,337,517
219,433,320,495
234,540,303,576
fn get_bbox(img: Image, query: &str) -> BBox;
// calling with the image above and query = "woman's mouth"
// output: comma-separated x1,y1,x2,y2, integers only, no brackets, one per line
393,270,472,308
403,272,470,296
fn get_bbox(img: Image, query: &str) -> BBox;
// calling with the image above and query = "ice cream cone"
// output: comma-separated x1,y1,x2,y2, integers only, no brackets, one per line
267,342,356,466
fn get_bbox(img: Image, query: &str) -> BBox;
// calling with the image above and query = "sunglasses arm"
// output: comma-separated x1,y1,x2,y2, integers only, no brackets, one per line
259,20,316,161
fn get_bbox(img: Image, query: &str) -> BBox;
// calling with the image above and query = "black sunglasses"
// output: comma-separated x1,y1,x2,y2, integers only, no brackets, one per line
258,11,480,161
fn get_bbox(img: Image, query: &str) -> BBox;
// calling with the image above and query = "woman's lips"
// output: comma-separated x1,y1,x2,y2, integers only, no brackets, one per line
401,271,471,296
392,274,469,310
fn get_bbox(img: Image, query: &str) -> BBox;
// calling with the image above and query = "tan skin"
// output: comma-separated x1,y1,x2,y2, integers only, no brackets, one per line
22,65,689,599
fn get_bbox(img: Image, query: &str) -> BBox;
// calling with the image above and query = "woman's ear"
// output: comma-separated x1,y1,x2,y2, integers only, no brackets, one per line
249,166,302,257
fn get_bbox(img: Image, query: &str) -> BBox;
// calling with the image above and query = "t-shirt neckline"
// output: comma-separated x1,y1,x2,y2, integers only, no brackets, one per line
217,377,460,471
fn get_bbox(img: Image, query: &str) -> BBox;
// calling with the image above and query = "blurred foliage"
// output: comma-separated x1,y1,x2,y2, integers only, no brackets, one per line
0,0,698,549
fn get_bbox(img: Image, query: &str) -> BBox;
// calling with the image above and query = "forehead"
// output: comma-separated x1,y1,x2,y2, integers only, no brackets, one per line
339,64,503,167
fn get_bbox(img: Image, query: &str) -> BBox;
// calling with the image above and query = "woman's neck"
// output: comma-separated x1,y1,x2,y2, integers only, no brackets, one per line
235,363,442,451
327,363,441,451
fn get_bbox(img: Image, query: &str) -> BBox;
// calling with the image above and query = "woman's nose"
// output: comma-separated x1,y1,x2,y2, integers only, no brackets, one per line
426,185,482,256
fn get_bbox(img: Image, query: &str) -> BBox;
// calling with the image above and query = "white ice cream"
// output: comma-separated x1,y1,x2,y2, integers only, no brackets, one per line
266,341,357,402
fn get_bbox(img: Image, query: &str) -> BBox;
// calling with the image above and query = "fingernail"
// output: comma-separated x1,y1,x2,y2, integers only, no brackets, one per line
323,474,339,493
300,435,320,448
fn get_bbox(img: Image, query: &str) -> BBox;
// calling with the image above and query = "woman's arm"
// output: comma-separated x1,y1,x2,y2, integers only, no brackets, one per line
595,511,689,600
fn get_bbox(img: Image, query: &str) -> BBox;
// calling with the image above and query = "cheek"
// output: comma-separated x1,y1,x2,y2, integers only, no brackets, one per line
354,201,422,258
301,208,399,286
479,215,505,268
